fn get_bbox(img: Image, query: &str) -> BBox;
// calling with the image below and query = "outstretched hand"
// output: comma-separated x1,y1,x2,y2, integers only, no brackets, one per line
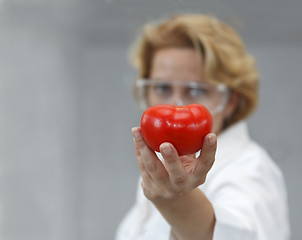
132,127,217,203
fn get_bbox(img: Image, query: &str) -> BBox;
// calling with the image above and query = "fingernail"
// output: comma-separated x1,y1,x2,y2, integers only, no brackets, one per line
161,143,172,156
208,133,216,145
132,127,142,140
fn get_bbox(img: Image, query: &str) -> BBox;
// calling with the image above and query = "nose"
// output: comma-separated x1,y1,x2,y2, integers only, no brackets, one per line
172,98,185,106
170,88,185,106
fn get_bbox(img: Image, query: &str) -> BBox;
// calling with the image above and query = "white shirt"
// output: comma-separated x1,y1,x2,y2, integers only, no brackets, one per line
116,121,291,240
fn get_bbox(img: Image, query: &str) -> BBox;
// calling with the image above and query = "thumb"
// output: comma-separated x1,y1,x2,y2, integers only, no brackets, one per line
193,133,217,179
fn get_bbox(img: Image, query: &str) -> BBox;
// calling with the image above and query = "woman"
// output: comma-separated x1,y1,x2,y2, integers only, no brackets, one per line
116,14,290,240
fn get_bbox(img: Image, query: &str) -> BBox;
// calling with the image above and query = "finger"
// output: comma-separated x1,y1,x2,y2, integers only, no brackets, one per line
133,138,152,182
192,133,217,182
160,142,188,188
179,155,195,172
186,153,196,159
132,127,169,183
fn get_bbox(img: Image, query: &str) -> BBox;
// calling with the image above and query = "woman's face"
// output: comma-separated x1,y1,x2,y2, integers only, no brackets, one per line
148,48,237,134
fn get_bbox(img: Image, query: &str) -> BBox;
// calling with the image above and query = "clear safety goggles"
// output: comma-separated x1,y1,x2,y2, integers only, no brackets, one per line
135,78,231,115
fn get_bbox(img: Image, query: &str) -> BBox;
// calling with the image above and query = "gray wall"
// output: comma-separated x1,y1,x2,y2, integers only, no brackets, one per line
0,1,301,240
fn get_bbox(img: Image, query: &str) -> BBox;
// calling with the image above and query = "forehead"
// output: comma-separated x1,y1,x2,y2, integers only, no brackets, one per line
150,48,205,82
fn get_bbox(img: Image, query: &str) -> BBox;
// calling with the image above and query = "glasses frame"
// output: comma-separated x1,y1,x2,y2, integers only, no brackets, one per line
135,78,231,115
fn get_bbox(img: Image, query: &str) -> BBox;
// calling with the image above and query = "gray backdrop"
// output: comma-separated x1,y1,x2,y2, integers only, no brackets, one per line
0,0,301,239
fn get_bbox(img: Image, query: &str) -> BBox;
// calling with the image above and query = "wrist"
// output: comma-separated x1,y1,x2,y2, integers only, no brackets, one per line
152,188,200,210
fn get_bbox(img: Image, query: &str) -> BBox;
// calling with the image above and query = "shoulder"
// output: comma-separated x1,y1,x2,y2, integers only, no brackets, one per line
232,138,284,184
204,121,286,196
213,121,283,178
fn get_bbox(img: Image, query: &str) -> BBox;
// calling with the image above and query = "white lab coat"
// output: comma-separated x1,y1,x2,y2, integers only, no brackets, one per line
116,121,290,240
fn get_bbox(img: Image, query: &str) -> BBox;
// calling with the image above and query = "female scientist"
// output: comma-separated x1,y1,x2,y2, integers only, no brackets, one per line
116,14,290,240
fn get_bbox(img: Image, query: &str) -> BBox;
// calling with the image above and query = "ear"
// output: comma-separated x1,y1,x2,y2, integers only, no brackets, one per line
224,91,239,118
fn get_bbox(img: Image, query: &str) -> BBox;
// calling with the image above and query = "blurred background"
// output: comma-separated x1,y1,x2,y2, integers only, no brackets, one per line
0,0,301,239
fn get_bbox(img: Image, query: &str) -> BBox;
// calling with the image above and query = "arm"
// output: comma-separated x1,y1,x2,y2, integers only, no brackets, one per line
154,188,215,240
132,127,217,240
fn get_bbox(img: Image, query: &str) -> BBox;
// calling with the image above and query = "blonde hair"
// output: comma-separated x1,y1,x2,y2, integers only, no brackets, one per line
131,14,259,128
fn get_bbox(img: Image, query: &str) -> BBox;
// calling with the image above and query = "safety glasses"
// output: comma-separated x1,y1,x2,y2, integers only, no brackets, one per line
135,78,231,115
